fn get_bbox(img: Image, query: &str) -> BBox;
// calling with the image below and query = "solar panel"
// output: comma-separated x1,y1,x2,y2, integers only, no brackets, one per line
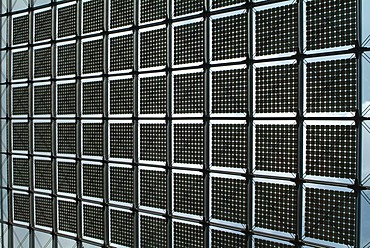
12,50,29,80
35,10,52,42
12,86,29,115
110,209,133,246
140,170,166,209
110,0,133,28
174,124,203,164
174,222,203,248
35,197,53,228
83,81,103,115
174,173,203,215
83,123,103,156
35,160,52,190
110,166,133,203
13,157,29,187
83,204,104,240
140,123,166,162
110,34,133,72
140,215,166,248
211,230,246,248
58,4,76,38
83,39,103,74
57,43,76,76
83,164,103,198
83,0,103,34
110,123,133,159
34,47,51,78
13,193,30,223
58,200,77,234
13,122,29,151
57,161,76,194
34,123,52,153
212,0,244,9
140,76,166,114
57,123,76,154
13,15,28,45
57,83,76,115
140,28,166,68
110,79,133,115
140,0,166,23
174,0,203,16
174,72,203,114
34,84,51,115
254,238,294,248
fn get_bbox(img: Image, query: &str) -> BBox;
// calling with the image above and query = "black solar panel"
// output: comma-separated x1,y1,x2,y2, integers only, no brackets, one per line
58,200,77,234
58,161,76,194
34,123,52,153
35,10,52,42
174,73,203,114
83,81,103,115
174,222,203,248
34,47,51,78
34,84,51,115
174,124,203,164
174,173,203,215
12,86,29,115
140,28,166,68
212,230,246,248
57,43,76,76
140,0,166,23
110,0,133,28
110,35,133,72
140,170,166,209
35,159,52,190
110,79,133,115
83,0,103,34
83,204,104,240
13,158,29,187
83,123,103,156
174,0,203,16
58,123,76,154
13,15,28,45
83,164,103,198
140,76,166,114
110,209,134,246
110,166,133,203
57,83,76,115
83,39,104,74
140,215,166,248
13,193,30,223
58,4,76,38
110,123,133,159
35,197,53,228
13,122,29,151
140,123,166,162
12,50,29,80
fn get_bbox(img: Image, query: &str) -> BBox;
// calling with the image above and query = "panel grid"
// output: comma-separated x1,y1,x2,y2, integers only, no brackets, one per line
140,0,166,23
83,204,104,240
140,170,166,209
58,200,77,234
174,0,203,16
110,166,133,203
83,0,103,34
110,79,133,115
83,39,103,74
83,123,103,156
12,122,29,151
58,162,77,194
83,81,103,115
12,86,29,115
58,4,77,38
110,0,133,28
140,28,166,68
140,76,166,114
34,84,51,115
35,197,53,228
57,83,76,115
57,43,76,76
12,50,29,80
35,10,52,42
13,193,30,223
174,222,203,248
110,123,133,159
110,209,134,247
140,216,166,247
174,173,203,216
57,123,76,154
83,164,103,198
13,158,29,187
140,123,166,162
13,15,29,45
110,34,133,72
35,160,52,190
174,73,203,114
174,124,203,164
34,123,52,153
212,230,246,248
34,47,51,78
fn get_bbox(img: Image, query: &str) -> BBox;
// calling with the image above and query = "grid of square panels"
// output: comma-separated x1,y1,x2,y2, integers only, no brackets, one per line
110,0,133,28
140,215,166,247
140,170,166,209
110,78,133,115
212,229,246,248
110,166,133,203
34,84,51,115
140,28,166,68
35,10,52,42
13,157,29,187
13,15,28,45
140,123,166,162
58,4,76,38
35,160,52,190
174,72,203,114
110,209,134,247
174,173,203,216
140,76,166,114
34,47,51,78
57,43,76,76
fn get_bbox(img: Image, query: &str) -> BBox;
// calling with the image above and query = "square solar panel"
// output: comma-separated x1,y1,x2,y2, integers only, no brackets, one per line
58,200,77,234
35,197,52,228
256,63,298,113
174,72,203,114
13,122,29,151
13,193,30,223
83,123,103,156
174,222,203,248
110,34,133,71
255,182,297,233
83,0,103,34
212,124,247,168
140,28,166,68
83,81,103,115
35,10,52,42
57,83,76,115
110,123,133,159
13,157,29,187
83,164,103,198
254,238,294,248
83,39,103,74
305,188,355,246
174,173,203,215
140,124,166,162
35,160,52,190
174,124,203,164
212,0,244,9
12,50,29,80
58,4,76,38
306,0,356,50
140,76,166,114
34,47,51,78
83,204,104,240
212,230,246,248
255,124,298,173
174,22,204,65
212,13,247,61
140,170,166,209
306,125,356,179
306,58,357,113
34,84,51,115
212,177,246,223
212,68,247,113
58,123,76,154
34,123,52,153
57,43,76,76
255,4,298,56
12,86,29,115
110,166,133,203
110,79,133,114
13,15,29,45
58,161,76,194
140,0,166,23
110,0,133,29
111,209,134,247
140,215,166,248
174,0,203,16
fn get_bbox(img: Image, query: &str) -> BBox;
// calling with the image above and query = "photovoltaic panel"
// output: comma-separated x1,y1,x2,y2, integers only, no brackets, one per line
35,197,52,228
174,72,203,114
12,50,29,80
110,79,133,115
57,123,76,154
111,209,134,247
57,83,76,115
174,124,203,164
83,0,103,34
13,157,29,187
174,0,203,16
110,166,133,203
140,28,166,68
83,81,103,115
58,162,76,194
34,123,52,153
12,86,29,115
83,204,104,240
13,15,28,45
35,160,52,190
140,124,166,162
110,123,133,159
83,123,103,156
212,0,244,9
58,4,76,38
140,0,166,23
140,170,166,209
254,238,294,248
13,122,29,151
140,216,166,248
212,230,246,248
83,164,103,198
110,34,133,71
57,43,76,76
174,222,203,248
174,173,203,215
83,39,103,74
110,0,133,29
140,76,166,114
35,10,52,42
13,193,30,223
58,200,77,234
34,47,51,78
34,84,51,115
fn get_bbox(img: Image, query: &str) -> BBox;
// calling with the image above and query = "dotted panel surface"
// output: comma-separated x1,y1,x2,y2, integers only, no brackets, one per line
34,123,52,152
140,170,166,209
140,76,166,114
110,123,133,159
83,164,103,198
57,83,76,115
212,177,246,223
35,10,52,42
35,197,52,227
254,239,294,248
305,188,355,246
83,0,103,34
174,174,203,215
140,216,166,248
35,160,52,190
12,50,29,80
256,64,298,113
306,0,356,50
140,124,166,162
110,167,133,203
58,123,76,154
110,35,133,71
174,222,203,248
212,230,246,248
212,124,247,168
83,205,104,240
13,158,29,187
255,125,298,173
212,13,247,61
57,43,76,76
12,86,29,115
306,59,356,113
255,182,297,233
110,79,133,114
174,73,203,114
13,193,30,223
140,28,166,68
83,81,103,115
83,39,103,74
306,125,356,179
174,0,203,16
174,124,203,164
140,0,166,23
58,162,76,194
256,4,298,56
212,0,244,9
174,22,204,65
110,0,133,28
83,123,103,156
58,200,77,234
34,84,51,115
13,15,29,45
58,4,76,38
13,122,29,151
34,47,51,79
111,210,134,247
212,69,247,113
